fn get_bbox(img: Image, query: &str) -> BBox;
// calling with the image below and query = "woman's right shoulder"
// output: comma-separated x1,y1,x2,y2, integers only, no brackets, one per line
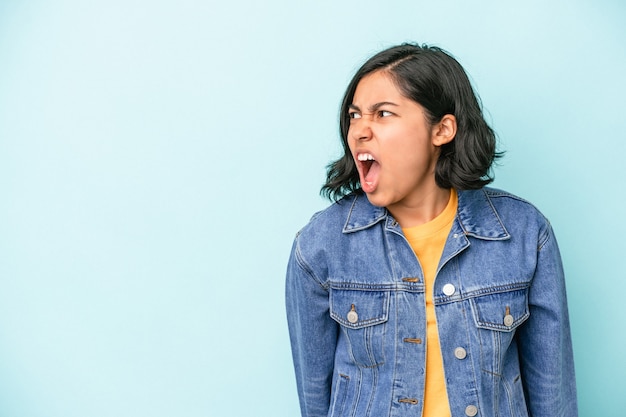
295,194,358,242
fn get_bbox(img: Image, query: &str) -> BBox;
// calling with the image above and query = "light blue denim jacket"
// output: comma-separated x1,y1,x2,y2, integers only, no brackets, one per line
286,187,577,417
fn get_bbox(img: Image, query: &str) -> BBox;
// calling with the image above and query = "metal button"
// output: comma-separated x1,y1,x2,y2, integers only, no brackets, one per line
465,405,478,416
442,283,456,296
503,314,514,327
454,347,467,360
347,304,358,324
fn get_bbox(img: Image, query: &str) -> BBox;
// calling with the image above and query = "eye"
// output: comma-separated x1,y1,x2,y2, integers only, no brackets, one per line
378,110,393,117
348,111,362,119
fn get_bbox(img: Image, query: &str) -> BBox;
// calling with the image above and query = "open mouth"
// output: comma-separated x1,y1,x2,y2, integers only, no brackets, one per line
358,153,375,175
356,153,380,193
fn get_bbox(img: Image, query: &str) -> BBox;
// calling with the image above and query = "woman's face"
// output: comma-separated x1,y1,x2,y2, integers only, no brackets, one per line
348,70,447,215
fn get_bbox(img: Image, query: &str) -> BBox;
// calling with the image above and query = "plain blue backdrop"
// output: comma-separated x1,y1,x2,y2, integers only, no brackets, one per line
1,0,624,416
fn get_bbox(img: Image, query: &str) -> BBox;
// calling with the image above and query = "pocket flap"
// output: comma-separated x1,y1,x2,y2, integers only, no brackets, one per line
470,288,529,332
330,289,390,329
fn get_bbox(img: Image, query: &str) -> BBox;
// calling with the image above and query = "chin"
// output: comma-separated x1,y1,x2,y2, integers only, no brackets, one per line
364,192,392,208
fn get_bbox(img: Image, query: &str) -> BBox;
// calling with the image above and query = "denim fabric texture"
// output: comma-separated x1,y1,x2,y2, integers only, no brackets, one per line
286,187,577,417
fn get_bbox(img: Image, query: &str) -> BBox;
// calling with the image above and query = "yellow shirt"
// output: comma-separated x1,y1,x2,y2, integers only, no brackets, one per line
402,189,458,417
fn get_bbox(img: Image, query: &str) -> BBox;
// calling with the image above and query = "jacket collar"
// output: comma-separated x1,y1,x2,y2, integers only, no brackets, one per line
342,188,510,240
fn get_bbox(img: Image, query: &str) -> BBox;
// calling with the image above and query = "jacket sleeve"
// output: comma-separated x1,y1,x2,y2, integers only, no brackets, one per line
285,235,338,417
517,223,578,416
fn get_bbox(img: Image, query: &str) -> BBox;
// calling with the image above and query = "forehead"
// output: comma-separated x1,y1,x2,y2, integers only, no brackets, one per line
352,71,405,104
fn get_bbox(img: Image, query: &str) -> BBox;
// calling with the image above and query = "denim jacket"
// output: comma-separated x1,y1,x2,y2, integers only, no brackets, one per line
286,188,577,417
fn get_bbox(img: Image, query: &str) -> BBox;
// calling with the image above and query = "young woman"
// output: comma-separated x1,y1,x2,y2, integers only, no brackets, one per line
286,43,577,417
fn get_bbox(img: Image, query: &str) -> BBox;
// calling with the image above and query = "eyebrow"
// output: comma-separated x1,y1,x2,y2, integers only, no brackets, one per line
349,101,399,112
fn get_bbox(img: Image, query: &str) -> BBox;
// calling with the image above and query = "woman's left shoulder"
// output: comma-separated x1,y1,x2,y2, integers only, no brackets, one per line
468,186,553,230
482,187,544,209
482,186,545,208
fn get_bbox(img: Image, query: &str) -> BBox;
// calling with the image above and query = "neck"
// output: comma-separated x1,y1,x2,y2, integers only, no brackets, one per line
387,187,451,228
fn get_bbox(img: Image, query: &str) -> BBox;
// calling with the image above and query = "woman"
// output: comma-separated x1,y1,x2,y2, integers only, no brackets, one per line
286,43,577,417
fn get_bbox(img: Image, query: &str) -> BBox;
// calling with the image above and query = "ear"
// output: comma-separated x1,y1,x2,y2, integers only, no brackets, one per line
432,114,457,146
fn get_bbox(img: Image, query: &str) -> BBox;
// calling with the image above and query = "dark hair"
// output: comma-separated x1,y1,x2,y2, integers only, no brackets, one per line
321,43,502,201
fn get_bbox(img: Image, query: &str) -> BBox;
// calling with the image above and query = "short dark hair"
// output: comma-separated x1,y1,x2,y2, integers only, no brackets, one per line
321,43,502,201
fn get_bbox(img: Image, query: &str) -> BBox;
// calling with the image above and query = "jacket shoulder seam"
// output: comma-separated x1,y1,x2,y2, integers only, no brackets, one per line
293,235,328,290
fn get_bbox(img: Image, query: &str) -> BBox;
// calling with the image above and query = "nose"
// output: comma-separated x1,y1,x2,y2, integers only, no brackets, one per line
349,117,373,142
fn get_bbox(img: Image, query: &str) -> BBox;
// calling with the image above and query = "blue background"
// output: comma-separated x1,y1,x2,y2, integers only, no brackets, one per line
1,0,624,416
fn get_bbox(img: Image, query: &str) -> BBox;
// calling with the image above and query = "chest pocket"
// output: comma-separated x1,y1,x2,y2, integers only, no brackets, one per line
469,287,530,375
470,288,530,332
330,288,389,368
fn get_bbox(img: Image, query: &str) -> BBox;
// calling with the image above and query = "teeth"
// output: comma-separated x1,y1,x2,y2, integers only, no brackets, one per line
357,153,375,161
